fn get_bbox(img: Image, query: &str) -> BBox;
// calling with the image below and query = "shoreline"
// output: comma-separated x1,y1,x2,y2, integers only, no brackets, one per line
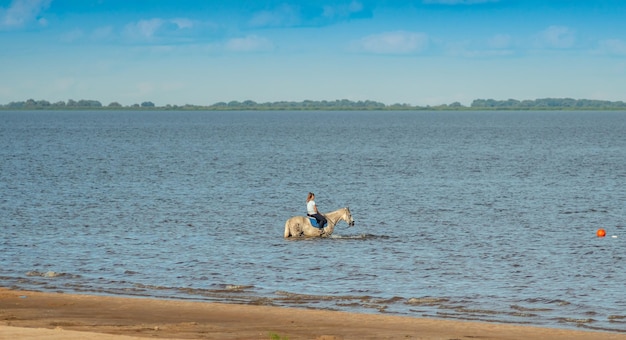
2,288,625,339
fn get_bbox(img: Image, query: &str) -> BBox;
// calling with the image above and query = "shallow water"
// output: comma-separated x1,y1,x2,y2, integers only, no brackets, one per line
1,110,625,332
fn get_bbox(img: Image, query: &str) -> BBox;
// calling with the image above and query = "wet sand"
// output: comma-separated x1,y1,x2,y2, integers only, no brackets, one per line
1,288,625,340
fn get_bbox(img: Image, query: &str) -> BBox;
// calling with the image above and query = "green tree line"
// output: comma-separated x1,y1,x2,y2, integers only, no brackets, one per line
2,98,626,111
470,98,626,110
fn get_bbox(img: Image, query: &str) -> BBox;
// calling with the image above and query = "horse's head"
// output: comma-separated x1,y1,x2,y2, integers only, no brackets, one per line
344,207,355,227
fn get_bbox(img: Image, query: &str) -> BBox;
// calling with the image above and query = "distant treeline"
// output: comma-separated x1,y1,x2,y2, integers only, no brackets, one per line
2,98,626,111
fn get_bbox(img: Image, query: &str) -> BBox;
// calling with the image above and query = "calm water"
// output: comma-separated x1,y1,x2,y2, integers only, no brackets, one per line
1,110,625,332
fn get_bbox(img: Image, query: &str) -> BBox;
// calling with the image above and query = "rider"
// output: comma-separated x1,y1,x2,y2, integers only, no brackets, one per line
306,192,327,229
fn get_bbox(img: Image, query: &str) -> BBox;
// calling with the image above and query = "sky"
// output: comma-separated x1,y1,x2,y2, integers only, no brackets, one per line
1,0,626,106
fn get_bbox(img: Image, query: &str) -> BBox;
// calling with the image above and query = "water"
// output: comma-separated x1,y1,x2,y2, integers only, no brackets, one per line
1,110,625,332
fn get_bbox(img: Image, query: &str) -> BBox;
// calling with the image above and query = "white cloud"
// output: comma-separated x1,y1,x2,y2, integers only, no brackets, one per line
91,26,114,40
171,18,194,30
488,34,511,49
445,39,513,58
59,26,114,44
125,18,165,40
323,1,363,19
354,31,429,54
225,35,273,52
0,0,51,29
122,17,200,43
60,28,84,43
598,39,626,56
249,4,300,28
537,25,575,49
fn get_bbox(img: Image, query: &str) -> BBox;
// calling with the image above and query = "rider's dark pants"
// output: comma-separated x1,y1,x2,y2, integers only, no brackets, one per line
308,213,327,228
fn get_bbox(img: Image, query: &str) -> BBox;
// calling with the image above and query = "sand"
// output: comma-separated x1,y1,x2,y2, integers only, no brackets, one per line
1,288,624,340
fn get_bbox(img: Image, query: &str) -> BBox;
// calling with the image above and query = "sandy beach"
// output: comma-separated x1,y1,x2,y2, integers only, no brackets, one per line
1,288,625,340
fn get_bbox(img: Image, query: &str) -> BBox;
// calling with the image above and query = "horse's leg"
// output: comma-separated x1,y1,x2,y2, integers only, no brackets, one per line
293,223,307,237
295,223,305,237
284,221,292,238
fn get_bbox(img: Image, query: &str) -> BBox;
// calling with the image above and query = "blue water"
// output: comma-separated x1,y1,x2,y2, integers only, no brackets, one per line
1,110,625,332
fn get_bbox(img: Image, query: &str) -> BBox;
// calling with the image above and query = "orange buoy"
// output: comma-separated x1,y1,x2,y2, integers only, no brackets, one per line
597,229,606,237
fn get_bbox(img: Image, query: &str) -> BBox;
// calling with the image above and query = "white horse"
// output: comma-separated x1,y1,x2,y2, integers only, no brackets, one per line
284,207,355,238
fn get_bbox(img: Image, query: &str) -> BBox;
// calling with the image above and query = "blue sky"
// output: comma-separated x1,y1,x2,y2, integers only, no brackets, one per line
1,0,626,106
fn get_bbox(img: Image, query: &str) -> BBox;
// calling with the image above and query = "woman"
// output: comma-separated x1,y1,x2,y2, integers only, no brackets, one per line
306,192,327,229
